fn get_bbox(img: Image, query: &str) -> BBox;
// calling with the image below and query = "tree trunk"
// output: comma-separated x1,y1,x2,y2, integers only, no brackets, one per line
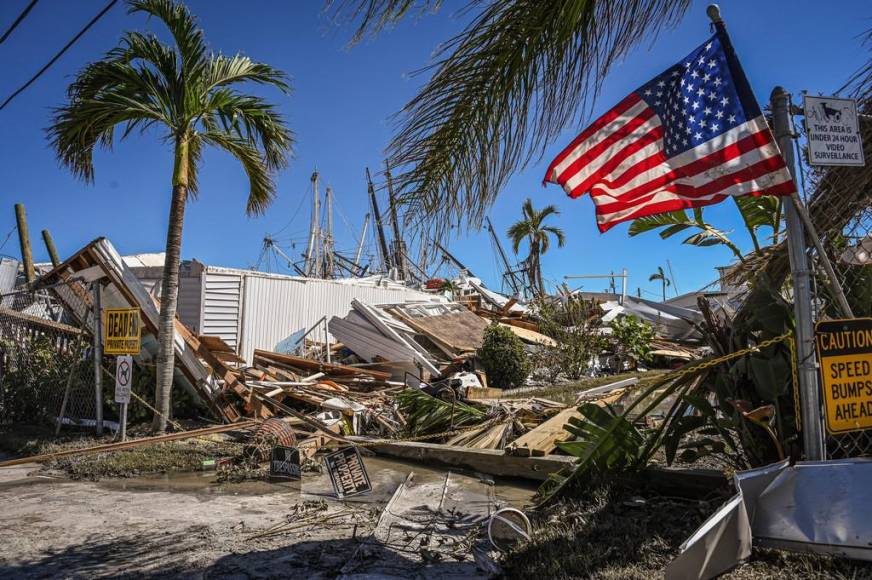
153,138,189,433
534,244,545,297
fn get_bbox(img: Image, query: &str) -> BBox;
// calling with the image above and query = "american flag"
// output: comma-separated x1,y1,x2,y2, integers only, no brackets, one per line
545,31,795,232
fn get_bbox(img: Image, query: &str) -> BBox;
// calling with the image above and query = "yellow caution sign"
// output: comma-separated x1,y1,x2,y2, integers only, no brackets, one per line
815,318,872,434
104,308,142,355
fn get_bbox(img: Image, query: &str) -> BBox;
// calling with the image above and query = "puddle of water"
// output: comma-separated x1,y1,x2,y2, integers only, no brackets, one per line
96,455,538,507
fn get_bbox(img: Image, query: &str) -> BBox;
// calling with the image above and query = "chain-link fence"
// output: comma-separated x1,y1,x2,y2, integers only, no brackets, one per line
0,279,101,431
800,102,872,459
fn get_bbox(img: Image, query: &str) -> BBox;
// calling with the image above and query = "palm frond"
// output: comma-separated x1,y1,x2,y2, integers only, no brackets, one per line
395,388,485,436
204,89,294,171
128,0,207,81
199,130,275,215
206,55,291,94
382,0,690,237
329,0,443,44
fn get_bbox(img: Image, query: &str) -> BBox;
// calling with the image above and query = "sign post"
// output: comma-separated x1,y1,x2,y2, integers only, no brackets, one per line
815,318,872,434
103,308,140,441
115,355,133,441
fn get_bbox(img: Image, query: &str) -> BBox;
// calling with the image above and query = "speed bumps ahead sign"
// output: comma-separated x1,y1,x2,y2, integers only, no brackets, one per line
103,308,142,355
815,318,872,433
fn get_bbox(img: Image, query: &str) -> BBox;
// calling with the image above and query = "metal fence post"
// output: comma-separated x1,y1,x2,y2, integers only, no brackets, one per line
93,282,104,434
770,86,825,460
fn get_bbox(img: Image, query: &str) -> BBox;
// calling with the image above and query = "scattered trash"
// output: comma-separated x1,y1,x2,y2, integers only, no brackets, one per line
487,507,532,551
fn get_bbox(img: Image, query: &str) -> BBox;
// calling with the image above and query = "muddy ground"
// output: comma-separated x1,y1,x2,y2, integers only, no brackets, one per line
0,453,535,579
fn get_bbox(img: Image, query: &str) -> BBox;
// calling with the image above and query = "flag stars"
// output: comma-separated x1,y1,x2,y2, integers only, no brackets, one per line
696,88,705,97
700,119,707,128
707,91,717,100
703,106,712,116
715,110,724,119
705,42,713,51
644,89,652,96
690,70,699,79
691,101,700,110
688,115,696,124
694,132,703,140
657,80,666,88
710,123,719,132
707,59,716,68
728,114,736,124
698,56,706,66
714,77,722,87
720,96,730,106
702,73,711,82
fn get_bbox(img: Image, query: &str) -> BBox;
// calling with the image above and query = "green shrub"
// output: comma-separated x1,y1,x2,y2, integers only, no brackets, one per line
477,323,531,389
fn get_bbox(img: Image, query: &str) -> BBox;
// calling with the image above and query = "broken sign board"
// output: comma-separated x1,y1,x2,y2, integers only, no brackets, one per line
270,446,301,480
815,318,872,433
804,95,865,167
324,446,372,498
103,308,142,355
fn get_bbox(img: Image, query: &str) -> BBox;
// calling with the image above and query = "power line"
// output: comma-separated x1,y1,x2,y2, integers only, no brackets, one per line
0,0,39,44
0,0,118,112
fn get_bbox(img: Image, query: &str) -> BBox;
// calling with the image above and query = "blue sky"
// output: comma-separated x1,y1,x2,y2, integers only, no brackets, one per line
0,1,868,299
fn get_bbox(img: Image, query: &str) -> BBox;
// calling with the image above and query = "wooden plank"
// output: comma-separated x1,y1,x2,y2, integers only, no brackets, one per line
498,322,557,347
362,440,576,481
254,349,391,381
507,406,581,457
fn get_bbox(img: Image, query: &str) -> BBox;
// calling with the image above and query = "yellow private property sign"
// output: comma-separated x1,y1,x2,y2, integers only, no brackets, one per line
103,308,142,355
815,318,872,434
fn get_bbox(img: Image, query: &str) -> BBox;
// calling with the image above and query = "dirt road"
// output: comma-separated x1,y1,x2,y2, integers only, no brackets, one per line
0,457,534,579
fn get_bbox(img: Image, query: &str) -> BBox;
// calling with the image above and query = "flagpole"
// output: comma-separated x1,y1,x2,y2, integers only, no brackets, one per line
707,3,826,460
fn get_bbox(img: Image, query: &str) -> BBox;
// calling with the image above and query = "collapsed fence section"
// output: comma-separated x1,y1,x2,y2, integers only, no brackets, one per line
0,280,100,431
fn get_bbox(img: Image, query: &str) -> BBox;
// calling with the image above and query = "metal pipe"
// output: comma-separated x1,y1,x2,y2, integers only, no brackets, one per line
772,85,825,460
355,213,370,267
93,282,104,434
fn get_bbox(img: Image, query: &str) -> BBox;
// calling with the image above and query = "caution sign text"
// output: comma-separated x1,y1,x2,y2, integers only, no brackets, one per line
104,308,142,355
816,318,872,434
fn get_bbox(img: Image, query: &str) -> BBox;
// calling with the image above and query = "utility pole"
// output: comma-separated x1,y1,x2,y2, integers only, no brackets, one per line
93,282,103,434
771,87,825,459
354,213,370,267
14,203,35,283
384,164,407,280
366,168,392,274
41,229,61,267
325,186,335,278
485,216,522,296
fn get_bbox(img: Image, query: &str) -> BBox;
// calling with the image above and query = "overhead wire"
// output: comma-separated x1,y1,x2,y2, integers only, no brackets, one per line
0,0,119,112
0,0,39,44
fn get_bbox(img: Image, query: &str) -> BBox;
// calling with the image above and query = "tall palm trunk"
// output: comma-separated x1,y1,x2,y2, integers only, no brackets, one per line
153,137,189,432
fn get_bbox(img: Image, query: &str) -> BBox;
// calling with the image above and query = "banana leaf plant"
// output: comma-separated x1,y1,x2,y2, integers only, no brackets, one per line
628,196,782,262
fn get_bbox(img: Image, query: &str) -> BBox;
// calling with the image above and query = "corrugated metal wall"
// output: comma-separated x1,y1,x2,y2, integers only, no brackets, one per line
237,274,439,363
201,271,243,351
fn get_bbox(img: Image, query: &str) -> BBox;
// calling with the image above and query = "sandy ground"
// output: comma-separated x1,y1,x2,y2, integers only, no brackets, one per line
0,456,535,579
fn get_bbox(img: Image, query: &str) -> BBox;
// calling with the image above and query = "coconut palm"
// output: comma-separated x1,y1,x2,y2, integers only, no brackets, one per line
331,0,691,237
648,266,671,302
48,0,294,432
507,198,565,297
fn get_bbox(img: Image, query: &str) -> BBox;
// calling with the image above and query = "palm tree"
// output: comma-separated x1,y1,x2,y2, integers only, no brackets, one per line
48,0,294,432
331,0,691,237
648,266,671,302
507,198,565,297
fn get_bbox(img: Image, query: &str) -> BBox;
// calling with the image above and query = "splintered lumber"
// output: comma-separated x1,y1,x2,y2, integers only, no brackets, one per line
465,386,503,400
498,323,557,347
507,388,629,457
507,406,581,457
254,349,391,381
361,440,576,481
0,421,260,468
